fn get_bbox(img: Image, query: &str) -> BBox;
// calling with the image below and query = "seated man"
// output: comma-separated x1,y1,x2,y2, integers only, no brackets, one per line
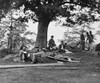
19,45,28,62
19,45,47,63
28,48,47,63
48,35,56,51
59,41,66,53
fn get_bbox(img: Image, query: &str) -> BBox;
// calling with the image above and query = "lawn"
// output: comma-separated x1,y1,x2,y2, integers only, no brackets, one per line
0,52,100,83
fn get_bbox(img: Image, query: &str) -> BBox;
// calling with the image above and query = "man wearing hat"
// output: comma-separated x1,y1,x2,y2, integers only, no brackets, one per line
48,35,56,51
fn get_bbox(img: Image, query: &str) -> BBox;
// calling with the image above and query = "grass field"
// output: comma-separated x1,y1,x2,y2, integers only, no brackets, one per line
0,52,100,83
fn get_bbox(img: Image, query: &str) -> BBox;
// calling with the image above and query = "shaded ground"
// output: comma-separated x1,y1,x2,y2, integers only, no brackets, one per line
0,51,100,83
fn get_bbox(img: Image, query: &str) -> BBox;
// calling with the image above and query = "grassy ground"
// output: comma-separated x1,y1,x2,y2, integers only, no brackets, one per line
0,51,100,83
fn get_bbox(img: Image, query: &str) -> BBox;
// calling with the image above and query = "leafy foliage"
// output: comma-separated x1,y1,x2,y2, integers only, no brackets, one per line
0,0,100,48
0,10,36,50
0,0,100,23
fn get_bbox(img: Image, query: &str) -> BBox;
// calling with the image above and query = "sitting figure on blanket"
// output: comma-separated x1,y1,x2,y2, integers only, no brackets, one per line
58,41,66,53
19,45,28,62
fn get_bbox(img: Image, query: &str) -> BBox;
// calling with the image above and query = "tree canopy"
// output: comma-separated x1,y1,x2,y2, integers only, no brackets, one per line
0,0,100,48
0,0,99,22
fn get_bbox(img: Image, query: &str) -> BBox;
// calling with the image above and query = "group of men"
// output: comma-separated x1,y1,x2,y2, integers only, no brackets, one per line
80,31,94,51
19,35,67,63
48,31,94,52
19,31,94,63
48,35,67,53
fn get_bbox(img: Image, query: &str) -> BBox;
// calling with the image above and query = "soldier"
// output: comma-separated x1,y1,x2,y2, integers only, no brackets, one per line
89,31,94,51
48,35,56,51
19,45,28,62
59,41,66,53
80,32,85,51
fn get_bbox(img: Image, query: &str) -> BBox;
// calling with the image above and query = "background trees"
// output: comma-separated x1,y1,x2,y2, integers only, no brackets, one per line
0,9,36,51
0,0,100,48
14,0,100,48
63,5,98,44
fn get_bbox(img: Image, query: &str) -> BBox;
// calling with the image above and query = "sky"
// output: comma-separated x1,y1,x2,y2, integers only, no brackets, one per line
26,21,66,46
26,20,100,46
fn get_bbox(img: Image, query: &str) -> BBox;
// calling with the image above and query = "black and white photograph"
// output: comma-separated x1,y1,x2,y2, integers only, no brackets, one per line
0,0,100,83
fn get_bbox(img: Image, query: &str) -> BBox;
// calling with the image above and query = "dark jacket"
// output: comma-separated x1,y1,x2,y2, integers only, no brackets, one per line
59,44,66,50
48,39,55,48
89,34,94,43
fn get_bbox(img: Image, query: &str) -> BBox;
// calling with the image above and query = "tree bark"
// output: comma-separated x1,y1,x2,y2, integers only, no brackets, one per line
35,19,50,48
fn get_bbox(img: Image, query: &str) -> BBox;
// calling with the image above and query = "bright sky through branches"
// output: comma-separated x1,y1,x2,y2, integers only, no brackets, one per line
27,20,100,46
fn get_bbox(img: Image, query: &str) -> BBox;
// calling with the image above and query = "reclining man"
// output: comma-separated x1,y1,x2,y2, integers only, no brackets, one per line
19,45,79,63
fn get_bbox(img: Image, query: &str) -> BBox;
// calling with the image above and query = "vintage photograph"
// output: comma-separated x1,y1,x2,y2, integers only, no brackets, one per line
0,0,100,83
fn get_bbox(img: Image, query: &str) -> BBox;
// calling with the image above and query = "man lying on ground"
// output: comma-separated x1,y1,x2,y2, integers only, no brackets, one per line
28,49,80,63
47,53,81,63
19,45,79,63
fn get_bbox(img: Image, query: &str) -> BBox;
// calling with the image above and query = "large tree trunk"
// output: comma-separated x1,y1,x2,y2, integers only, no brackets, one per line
35,19,50,48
